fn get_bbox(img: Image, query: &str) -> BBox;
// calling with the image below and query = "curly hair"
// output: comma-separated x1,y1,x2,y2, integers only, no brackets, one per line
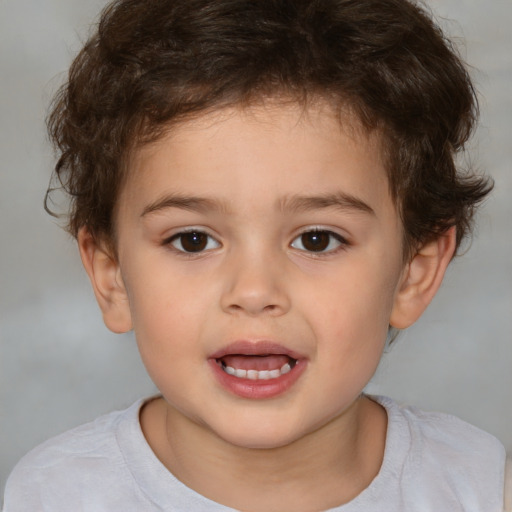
46,0,492,258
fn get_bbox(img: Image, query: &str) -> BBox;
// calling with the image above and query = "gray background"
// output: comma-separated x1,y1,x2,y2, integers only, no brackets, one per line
1,0,511,496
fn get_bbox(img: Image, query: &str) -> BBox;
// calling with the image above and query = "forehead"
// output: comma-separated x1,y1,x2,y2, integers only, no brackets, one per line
118,102,396,227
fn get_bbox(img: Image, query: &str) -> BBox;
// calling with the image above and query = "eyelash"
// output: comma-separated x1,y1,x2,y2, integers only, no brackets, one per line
163,228,349,255
290,229,349,254
164,229,220,255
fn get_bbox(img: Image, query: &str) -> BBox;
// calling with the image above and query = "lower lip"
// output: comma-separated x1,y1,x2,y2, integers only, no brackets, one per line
208,359,307,399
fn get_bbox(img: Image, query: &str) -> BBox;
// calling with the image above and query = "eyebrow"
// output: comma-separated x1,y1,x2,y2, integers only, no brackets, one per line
279,192,375,216
140,191,375,217
140,194,230,217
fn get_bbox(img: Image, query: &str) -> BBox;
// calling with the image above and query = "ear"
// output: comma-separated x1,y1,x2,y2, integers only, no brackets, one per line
78,228,133,334
390,227,456,329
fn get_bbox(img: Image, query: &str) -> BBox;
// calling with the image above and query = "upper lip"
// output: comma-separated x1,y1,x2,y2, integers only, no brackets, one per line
209,340,304,360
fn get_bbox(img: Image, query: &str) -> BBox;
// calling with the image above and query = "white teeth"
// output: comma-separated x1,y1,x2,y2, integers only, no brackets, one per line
280,363,291,374
247,370,258,380
222,362,294,380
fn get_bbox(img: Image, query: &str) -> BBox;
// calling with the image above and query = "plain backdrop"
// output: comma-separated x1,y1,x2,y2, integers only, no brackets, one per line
1,0,511,497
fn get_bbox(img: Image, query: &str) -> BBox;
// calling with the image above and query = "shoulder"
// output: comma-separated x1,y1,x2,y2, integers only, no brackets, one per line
376,396,506,511
396,399,505,466
3,400,146,511
8,403,129,471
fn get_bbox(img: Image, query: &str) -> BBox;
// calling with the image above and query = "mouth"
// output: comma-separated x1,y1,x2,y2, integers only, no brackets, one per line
216,354,298,380
209,341,306,399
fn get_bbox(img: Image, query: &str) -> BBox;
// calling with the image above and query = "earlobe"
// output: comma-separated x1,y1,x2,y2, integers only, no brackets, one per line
390,227,456,329
78,228,133,334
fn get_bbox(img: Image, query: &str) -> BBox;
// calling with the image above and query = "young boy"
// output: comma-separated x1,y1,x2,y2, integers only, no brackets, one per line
3,0,507,510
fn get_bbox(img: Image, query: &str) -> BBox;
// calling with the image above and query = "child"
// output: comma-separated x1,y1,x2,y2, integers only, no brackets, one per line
3,0,507,510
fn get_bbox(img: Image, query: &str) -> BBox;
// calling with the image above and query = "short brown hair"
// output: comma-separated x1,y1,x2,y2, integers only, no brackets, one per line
46,0,492,257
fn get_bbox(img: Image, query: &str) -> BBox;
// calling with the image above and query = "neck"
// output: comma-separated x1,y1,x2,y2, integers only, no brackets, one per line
140,395,387,512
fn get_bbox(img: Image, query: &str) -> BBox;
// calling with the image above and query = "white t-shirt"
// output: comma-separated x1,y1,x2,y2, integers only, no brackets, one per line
3,396,505,511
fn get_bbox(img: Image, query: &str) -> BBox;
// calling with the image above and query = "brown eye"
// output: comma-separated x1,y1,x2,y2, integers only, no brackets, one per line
169,231,220,253
301,232,330,251
291,230,345,253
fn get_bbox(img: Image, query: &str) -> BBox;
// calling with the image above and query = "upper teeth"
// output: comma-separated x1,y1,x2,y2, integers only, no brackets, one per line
223,363,291,380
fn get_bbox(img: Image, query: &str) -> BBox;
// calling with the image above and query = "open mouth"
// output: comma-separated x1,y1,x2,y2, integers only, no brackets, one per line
216,354,298,381
209,341,306,398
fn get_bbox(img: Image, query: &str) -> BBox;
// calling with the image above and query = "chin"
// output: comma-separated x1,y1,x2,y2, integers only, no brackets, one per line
209,417,308,451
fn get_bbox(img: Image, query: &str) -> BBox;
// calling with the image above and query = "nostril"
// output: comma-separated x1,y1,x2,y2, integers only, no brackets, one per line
220,272,291,316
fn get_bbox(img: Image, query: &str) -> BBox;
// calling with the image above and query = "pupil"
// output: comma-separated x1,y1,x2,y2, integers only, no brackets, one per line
182,232,207,252
302,231,329,252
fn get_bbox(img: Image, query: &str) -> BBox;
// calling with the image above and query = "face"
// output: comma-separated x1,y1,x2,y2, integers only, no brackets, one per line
113,103,407,449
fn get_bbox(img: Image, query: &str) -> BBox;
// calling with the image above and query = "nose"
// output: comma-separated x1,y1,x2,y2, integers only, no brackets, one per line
220,250,291,317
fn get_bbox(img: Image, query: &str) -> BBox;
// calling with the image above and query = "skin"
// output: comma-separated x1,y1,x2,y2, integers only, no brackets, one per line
79,101,455,511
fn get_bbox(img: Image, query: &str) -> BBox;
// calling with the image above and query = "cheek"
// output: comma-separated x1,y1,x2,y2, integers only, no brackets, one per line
300,258,401,376
130,288,206,396
122,267,197,358
123,249,211,321
311,264,398,332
